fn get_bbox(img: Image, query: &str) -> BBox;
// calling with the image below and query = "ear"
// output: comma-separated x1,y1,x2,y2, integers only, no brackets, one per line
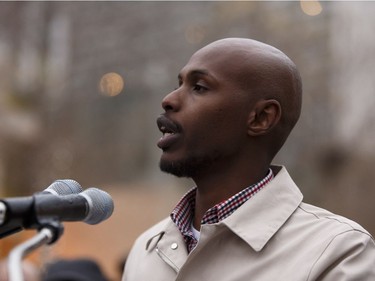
247,99,281,136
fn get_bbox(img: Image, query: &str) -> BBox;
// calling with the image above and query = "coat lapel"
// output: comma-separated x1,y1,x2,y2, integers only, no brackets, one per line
222,166,303,252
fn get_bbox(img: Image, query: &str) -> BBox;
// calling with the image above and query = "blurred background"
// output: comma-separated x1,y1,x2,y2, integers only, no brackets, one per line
0,1,374,280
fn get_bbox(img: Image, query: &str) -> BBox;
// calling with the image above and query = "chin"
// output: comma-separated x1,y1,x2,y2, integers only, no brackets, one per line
158,152,218,178
159,158,193,178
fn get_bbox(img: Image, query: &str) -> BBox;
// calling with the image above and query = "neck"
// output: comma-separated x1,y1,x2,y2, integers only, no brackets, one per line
192,161,270,229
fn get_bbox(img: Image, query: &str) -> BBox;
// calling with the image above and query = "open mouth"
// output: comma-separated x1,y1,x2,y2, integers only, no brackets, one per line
156,115,181,149
157,115,180,134
159,125,175,137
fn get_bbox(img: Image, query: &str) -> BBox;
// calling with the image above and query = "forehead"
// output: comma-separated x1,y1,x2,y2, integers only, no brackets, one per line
180,46,247,83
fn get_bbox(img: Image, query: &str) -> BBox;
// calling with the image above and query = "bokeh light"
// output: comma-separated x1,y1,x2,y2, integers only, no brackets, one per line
99,72,124,97
300,0,323,16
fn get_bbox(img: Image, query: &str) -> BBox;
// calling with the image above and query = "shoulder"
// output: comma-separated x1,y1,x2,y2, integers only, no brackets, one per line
291,203,375,280
297,202,372,236
259,198,375,280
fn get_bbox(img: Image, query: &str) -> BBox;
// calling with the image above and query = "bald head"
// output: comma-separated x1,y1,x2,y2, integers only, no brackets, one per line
158,37,303,178
190,38,302,157
195,38,301,125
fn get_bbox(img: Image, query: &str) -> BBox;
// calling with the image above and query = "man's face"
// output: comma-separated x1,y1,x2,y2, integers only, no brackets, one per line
156,47,252,178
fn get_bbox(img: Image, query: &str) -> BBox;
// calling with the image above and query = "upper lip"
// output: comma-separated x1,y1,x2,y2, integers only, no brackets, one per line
156,115,181,135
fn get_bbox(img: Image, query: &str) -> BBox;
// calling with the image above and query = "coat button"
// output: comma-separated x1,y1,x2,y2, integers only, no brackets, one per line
171,243,178,250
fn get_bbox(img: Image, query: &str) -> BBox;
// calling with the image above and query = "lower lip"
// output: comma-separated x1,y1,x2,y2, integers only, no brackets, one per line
157,133,180,150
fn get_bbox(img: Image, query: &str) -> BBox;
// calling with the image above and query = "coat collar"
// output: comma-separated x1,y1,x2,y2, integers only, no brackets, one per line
221,165,303,252
145,166,303,259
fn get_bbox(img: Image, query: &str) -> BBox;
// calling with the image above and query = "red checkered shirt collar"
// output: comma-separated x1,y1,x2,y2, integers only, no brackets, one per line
170,169,274,252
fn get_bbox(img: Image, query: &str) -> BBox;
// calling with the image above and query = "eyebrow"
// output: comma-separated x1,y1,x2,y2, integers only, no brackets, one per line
178,69,214,81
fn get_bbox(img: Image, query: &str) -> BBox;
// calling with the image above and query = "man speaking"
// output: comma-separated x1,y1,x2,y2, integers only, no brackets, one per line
123,38,375,280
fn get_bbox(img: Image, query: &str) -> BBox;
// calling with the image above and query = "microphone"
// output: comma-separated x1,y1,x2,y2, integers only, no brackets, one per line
0,188,113,235
0,180,114,239
33,187,114,225
0,179,83,238
41,179,83,196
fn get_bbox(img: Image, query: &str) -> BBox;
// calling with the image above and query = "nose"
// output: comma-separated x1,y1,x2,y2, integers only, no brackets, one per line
161,89,181,112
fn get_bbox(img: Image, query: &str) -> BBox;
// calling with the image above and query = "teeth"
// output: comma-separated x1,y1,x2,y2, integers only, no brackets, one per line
160,126,174,136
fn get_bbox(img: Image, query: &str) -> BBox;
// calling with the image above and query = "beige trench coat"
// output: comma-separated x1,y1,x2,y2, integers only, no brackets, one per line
123,166,375,281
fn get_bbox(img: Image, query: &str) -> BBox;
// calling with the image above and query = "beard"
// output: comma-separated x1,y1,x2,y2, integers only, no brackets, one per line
159,150,221,178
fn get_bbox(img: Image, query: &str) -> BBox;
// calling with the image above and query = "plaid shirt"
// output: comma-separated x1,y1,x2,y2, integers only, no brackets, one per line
170,169,274,253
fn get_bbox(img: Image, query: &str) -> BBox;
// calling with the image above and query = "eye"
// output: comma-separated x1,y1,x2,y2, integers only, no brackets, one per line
193,84,207,93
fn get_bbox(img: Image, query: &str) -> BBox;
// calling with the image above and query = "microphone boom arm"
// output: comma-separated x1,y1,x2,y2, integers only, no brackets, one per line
7,222,64,281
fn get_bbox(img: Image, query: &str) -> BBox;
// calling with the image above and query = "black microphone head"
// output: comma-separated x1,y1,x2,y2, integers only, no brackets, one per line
44,179,83,196
80,188,114,225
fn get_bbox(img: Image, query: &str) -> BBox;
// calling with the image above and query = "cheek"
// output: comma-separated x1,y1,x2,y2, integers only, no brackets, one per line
183,94,250,144
193,106,247,144
213,103,249,131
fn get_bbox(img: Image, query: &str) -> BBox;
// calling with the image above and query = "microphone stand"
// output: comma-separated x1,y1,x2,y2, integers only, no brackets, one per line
7,221,64,281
